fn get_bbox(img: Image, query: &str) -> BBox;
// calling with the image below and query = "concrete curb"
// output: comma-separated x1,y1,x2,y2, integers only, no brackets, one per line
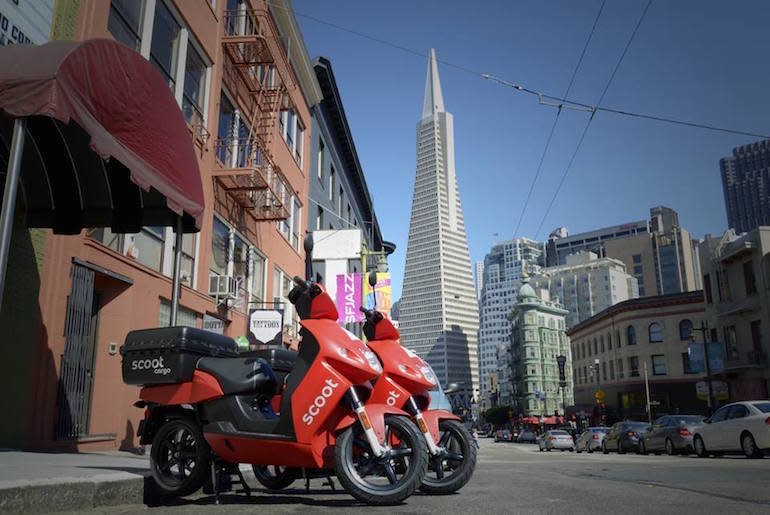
0,474,150,514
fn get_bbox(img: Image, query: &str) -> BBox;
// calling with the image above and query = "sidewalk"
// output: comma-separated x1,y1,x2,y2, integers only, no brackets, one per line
0,450,150,513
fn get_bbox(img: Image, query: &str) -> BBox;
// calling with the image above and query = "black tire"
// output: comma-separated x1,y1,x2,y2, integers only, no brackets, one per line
335,415,427,505
252,465,298,490
665,438,676,456
150,417,209,497
617,441,625,455
694,435,708,458
602,441,609,455
638,440,647,455
741,432,763,459
420,420,477,495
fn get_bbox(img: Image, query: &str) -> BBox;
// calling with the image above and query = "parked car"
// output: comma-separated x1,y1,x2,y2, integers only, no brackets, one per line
517,430,537,443
693,400,770,458
638,415,704,455
602,421,650,454
495,429,513,442
538,430,574,452
575,427,609,453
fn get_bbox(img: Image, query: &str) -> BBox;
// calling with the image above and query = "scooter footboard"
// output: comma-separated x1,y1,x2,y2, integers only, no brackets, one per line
334,403,410,442
420,409,461,444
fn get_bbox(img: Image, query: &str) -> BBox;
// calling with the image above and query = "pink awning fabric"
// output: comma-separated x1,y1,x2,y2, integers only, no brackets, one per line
0,39,204,232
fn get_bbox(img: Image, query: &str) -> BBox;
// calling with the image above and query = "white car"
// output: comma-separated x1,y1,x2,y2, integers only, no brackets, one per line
693,400,770,458
538,430,574,452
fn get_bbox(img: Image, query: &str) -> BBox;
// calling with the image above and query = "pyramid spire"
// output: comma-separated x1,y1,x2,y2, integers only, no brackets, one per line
421,48,445,119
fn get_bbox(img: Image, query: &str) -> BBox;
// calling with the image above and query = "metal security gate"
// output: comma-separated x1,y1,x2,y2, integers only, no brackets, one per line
55,264,99,440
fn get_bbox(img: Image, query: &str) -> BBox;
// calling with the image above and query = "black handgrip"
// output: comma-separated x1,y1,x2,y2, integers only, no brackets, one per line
293,276,308,288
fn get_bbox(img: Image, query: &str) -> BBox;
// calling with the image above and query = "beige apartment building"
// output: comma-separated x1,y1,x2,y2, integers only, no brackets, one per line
568,292,707,419
699,228,770,401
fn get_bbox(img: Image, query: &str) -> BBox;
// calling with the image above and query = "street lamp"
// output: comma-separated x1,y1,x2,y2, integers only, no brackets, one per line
556,354,567,419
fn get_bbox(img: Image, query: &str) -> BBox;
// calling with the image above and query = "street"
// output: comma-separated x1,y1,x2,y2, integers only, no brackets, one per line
58,438,770,515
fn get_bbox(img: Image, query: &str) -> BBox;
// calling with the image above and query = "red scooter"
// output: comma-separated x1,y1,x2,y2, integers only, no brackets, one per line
360,300,477,494
121,276,428,505
253,273,476,495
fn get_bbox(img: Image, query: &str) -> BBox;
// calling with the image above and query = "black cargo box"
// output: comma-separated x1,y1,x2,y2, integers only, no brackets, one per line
121,326,238,386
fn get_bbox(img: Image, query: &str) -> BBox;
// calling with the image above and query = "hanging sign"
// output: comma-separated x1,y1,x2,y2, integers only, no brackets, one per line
336,273,363,324
249,309,283,346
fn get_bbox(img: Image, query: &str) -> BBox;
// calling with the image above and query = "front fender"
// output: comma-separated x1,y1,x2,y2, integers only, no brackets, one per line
421,409,461,443
334,403,410,442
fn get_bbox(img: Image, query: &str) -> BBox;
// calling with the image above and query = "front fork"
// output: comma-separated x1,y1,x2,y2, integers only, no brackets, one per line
348,387,387,457
407,397,441,456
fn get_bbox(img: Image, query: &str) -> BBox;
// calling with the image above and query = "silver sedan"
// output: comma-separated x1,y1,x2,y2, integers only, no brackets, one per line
575,427,609,453
538,430,575,452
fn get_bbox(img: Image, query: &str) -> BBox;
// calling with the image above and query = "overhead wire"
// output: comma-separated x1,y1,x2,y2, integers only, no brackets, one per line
511,0,607,242
534,0,654,240
266,0,769,140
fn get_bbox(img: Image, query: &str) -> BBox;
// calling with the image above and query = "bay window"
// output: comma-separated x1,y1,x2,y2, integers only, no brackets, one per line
183,44,207,124
150,0,181,88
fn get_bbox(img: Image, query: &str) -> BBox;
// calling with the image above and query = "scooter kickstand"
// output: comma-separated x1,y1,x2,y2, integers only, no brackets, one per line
235,467,251,497
323,475,336,492
210,461,221,505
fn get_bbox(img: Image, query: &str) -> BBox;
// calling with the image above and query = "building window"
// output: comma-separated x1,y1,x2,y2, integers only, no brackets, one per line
173,233,196,287
210,217,229,277
317,138,324,181
679,319,693,341
159,299,198,328
743,260,758,295
130,226,165,272
150,0,181,88
607,332,612,350
316,206,323,231
251,251,265,305
602,361,607,381
593,338,598,355
616,330,621,348
617,358,624,378
329,167,334,201
648,322,663,343
681,352,696,374
703,273,713,303
291,198,302,251
651,355,666,376
627,325,636,345
182,43,207,124
723,325,738,360
338,187,344,217
629,356,639,377
581,341,586,357
609,360,615,380
600,335,605,353
108,0,144,50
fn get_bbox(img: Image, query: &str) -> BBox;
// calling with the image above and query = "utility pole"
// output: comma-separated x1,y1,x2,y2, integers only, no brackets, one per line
643,362,652,425
691,321,714,413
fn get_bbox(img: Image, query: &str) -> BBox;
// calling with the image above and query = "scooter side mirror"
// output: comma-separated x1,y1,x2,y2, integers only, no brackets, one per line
368,270,378,287
304,234,313,281
444,382,460,394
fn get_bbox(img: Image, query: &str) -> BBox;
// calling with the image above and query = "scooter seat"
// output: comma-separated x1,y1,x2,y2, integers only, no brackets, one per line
197,357,277,396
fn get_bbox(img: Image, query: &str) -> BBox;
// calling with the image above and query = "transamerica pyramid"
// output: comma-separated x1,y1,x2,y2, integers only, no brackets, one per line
399,49,479,407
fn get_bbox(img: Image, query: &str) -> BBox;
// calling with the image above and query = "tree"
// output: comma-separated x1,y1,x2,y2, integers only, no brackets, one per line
485,406,511,426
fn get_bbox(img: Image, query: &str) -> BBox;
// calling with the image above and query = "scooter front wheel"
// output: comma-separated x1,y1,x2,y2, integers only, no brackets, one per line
252,465,298,490
150,417,209,497
419,419,477,495
334,415,428,505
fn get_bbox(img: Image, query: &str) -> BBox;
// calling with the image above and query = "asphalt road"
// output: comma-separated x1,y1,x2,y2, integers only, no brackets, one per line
58,439,769,514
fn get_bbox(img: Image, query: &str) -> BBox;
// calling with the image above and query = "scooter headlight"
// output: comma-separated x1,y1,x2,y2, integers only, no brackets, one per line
420,365,436,385
363,350,382,372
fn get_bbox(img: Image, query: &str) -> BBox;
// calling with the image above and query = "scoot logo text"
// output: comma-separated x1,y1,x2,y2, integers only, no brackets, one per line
302,378,339,425
130,357,171,376
386,390,401,407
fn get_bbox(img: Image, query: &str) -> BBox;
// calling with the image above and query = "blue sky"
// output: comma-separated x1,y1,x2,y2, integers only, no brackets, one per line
294,0,770,299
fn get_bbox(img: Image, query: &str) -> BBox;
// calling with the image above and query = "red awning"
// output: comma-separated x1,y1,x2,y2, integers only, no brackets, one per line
0,39,204,233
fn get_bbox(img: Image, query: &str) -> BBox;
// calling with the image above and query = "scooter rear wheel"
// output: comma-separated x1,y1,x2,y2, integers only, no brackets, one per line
150,417,209,497
334,415,427,505
419,420,477,495
252,465,298,490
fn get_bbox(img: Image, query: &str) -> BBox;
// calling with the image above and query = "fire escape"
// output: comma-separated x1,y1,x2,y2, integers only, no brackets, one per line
214,4,295,221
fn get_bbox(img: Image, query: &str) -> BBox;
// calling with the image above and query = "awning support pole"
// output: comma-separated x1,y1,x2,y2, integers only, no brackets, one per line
169,216,183,326
0,118,26,311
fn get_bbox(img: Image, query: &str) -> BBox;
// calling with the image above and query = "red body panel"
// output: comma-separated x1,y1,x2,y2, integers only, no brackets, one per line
310,284,339,320
205,434,323,468
371,315,400,341
367,338,434,397
421,409,461,443
334,403,410,443
140,370,223,405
